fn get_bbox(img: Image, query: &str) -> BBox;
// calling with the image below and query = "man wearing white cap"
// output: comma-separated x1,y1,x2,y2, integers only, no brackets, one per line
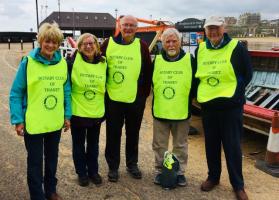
195,16,252,200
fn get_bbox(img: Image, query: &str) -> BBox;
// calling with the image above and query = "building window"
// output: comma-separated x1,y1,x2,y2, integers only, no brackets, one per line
76,16,79,19
85,16,89,20
104,16,107,20
66,16,70,19
94,16,98,20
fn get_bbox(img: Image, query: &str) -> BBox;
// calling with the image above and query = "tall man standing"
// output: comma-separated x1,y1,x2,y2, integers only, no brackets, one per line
195,16,252,200
101,15,152,182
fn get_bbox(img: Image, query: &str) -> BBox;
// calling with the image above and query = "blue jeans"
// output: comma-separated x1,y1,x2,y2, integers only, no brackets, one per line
71,124,101,177
24,130,61,200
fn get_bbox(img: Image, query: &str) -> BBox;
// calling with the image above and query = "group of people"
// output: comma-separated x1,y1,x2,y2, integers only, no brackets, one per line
9,14,252,200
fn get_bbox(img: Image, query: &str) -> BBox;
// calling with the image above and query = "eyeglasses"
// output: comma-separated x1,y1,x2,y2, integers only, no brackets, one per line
82,42,95,46
121,23,137,28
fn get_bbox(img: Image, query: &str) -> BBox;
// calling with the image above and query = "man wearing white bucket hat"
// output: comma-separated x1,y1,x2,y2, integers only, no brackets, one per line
195,16,252,200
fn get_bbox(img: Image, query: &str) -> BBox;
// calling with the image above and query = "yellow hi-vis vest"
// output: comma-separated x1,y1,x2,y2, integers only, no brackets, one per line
152,53,192,120
25,56,67,134
106,37,141,103
71,52,107,118
195,39,238,103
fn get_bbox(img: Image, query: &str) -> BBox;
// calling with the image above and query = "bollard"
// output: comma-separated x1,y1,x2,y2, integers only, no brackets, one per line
255,112,279,177
8,38,11,50
20,39,23,50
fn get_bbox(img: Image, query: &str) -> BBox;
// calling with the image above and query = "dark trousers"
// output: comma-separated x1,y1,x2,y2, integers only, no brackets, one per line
24,130,61,200
105,96,146,170
71,124,101,177
202,107,244,190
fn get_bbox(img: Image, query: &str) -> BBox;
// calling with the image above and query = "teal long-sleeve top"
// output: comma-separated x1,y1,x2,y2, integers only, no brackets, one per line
9,48,72,125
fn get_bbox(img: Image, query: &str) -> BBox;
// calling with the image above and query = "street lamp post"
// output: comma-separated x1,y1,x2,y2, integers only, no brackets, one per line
115,8,118,20
35,0,39,31
72,8,75,38
40,5,44,22
58,0,61,25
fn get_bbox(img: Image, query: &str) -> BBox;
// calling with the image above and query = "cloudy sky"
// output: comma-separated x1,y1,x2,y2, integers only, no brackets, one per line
1,0,279,32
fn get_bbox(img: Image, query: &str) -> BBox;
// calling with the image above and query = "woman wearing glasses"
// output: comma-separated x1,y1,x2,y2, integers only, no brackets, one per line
67,33,107,187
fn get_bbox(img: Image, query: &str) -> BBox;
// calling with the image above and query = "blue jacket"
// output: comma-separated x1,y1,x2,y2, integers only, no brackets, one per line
9,48,72,125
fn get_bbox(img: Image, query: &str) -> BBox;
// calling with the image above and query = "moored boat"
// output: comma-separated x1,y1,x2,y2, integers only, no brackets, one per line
244,49,279,135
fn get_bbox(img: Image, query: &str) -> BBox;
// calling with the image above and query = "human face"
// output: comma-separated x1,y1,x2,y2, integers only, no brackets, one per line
120,17,137,43
40,39,59,60
163,34,180,57
80,36,96,60
205,25,225,46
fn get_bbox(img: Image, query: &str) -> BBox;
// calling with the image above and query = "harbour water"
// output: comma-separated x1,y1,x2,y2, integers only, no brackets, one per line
235,37,279,50
248,41,279,50
182,38,279,54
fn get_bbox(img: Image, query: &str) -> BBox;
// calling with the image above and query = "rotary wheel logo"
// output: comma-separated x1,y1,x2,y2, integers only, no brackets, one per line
207,77,219,87
44,95,57,110
84,90,96,100
163,87,175,99
113,71,124,84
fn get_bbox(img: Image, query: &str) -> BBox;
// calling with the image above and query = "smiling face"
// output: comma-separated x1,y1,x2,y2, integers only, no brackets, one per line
205,25,225,46
40,39,59,60
79,36,96,60
119,16,137,43
37,23,63,60
163,34,181,58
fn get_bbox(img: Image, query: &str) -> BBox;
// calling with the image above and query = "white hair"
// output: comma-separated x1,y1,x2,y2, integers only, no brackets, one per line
161,28,181,44
119,15,138,27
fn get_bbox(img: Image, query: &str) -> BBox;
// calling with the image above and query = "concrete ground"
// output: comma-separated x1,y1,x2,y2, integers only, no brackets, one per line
0,43,278,200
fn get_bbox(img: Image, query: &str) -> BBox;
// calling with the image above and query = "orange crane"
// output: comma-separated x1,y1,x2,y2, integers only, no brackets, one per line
66,17,174,52
114,17,174,52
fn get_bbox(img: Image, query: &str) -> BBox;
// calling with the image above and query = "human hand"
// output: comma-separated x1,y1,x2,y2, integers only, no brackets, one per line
15,123,24,136
64,119,71,132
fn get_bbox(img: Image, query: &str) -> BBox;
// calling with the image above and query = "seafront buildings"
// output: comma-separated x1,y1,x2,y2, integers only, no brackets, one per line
226,13,279,37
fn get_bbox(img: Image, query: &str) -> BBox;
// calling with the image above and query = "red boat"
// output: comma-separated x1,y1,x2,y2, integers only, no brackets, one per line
244,50,279,135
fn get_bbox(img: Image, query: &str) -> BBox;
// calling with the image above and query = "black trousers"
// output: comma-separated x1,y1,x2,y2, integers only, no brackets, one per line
105,96,146,170
24,130,61,200
71,124,101,177
201,106,244,190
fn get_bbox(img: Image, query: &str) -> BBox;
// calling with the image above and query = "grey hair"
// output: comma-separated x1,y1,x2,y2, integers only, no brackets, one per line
120,15,138,27
161,28,181,44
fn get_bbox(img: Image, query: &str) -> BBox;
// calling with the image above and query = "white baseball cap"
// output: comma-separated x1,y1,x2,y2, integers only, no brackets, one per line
204,16,225,28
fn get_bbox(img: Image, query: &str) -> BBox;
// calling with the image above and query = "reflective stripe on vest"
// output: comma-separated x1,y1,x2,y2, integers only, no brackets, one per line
195,39,238,103
152,53,192,120
25,56,67,134
71,52,107,118
106,37,141,103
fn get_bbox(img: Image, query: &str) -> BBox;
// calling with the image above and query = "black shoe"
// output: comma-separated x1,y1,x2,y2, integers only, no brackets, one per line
108,170,119,182
177,175,187,187
126,166,142,179
90,173,102,185
154,174,161,185
78,176,89,187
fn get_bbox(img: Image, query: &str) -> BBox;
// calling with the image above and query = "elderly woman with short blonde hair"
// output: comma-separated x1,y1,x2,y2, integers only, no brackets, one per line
9,22,71,200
